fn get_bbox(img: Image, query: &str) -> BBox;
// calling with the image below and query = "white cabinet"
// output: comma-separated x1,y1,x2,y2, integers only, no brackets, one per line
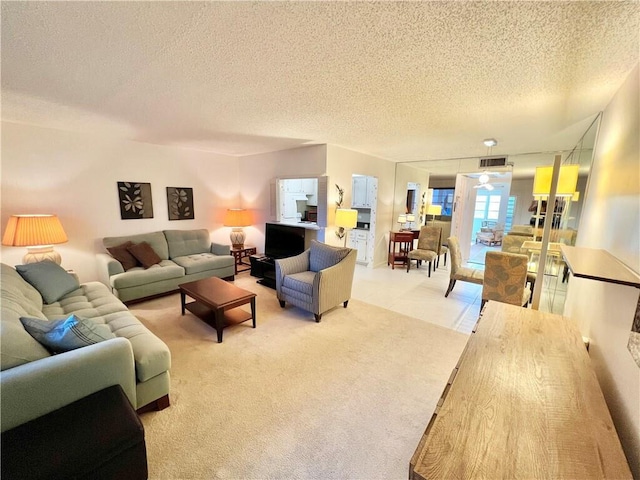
349,230,368,263
285,179,303,193
352,176,376,208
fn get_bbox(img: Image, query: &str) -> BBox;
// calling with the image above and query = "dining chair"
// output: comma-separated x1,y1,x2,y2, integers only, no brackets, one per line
501,234,536,303
481,251,531,310
407,226,440,276
444,236,484,297
436,229,448,269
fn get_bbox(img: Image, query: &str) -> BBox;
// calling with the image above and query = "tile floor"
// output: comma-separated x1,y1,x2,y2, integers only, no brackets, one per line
350,246,568,336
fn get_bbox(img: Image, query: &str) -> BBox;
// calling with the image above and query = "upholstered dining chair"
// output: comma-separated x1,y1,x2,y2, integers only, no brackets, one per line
444,236,484,297
436,229,448,269
407,226,440,276
275,240,357,322
481,251,531,310
502,233,536,303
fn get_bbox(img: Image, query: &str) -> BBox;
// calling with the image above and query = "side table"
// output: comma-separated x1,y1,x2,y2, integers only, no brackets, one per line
230,246,257,274
388,231,414,269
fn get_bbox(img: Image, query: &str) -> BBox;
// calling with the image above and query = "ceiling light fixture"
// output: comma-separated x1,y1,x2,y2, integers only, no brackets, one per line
483,138,497,147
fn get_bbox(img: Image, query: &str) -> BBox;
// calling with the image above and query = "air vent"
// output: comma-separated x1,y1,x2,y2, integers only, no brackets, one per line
479,156,508,168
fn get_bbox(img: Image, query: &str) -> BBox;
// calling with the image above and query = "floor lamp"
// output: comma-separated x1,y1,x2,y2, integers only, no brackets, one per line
427,205,442,226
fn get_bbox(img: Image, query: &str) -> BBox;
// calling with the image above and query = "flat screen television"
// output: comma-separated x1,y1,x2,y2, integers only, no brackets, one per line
265,223,306,259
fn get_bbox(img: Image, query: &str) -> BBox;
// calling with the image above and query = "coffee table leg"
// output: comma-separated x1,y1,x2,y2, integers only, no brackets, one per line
180,291,186,315
251,297,256,328
214,309,224,343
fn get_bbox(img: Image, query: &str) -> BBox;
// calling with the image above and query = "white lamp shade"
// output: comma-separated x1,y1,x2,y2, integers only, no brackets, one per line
406,214,416,222
335,209,358,229
532,165,579,196
397,214,407,223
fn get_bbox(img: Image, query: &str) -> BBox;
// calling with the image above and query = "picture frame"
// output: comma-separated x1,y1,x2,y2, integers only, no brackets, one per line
117,182,154,219
166,187,194,220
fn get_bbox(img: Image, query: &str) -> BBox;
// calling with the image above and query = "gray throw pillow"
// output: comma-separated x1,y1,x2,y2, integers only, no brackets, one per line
16,261,80,304
20,314,116,353
309,240,350,272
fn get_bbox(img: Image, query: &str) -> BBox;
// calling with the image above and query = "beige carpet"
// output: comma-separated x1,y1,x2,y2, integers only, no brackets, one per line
131,277,468,479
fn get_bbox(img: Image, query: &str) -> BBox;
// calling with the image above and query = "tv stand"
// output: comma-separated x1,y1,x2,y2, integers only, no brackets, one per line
250,255,276,289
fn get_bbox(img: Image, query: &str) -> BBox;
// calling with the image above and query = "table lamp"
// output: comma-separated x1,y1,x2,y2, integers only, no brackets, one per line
2,214,68,264
223,209,251,249
397,214,407,231
335,208,358,246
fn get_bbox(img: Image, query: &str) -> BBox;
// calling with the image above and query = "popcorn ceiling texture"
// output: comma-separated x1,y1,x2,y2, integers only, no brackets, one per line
1,1,638,161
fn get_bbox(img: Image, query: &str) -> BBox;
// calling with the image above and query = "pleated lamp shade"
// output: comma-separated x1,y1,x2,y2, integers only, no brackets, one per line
2,214,68,264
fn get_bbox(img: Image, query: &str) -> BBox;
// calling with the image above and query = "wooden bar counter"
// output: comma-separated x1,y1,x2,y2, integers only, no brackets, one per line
410,302,631,479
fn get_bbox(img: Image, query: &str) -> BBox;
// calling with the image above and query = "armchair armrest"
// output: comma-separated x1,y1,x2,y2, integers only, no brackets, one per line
275,250,311,293
96,253,124,288
315,249,357,314
211,243,230,255
1,338,136,432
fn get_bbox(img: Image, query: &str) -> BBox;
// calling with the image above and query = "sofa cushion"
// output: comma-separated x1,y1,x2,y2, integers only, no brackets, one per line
20,314,116,353
309,240,350,273
42,282,171,382
109,261,185,290
163,229,211,259
104,231,169,260
171,253,235,275
127,242,162,269
16,262,81,305
106,241,139,271
1,264,52,370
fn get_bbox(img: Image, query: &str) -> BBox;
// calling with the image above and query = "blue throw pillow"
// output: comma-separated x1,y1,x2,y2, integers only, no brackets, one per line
309,240,350,272
20,315,116,353
16,261,80,304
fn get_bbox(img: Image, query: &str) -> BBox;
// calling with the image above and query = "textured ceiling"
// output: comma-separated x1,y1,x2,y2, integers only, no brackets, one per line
2,1,638,167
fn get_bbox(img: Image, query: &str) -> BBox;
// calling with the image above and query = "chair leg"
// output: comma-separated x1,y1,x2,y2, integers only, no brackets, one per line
481,299,487,310
444,253,447,266
428,261,432,277
279,300,285,308
314,314,322,322
407,259,411,273
343,300,349,308
445,279,456,297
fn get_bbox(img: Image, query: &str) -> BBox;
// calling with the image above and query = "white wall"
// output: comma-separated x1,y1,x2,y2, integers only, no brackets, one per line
238,144,327,251
1,122,240,282
326,145,396,267
564,65,640,475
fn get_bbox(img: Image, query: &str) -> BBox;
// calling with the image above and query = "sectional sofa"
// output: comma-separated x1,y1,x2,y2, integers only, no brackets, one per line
0,262,171,433
97,229,235,303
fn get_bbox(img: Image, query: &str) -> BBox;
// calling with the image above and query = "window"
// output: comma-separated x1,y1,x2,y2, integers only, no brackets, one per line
432,188,454,216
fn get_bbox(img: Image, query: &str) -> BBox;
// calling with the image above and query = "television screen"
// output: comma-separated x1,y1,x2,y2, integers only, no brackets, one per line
265,223,305,259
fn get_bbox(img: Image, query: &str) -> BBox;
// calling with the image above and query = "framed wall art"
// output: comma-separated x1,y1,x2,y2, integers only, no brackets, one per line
117,182,154,219
167,187,194,220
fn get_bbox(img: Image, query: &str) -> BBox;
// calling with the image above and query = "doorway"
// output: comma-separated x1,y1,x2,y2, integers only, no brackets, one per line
450,171,512,266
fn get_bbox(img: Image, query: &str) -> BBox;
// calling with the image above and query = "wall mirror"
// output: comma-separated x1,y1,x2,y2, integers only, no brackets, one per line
392,113,601,315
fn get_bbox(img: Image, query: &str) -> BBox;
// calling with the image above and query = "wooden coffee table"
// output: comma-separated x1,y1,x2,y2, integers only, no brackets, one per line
179,277,256,343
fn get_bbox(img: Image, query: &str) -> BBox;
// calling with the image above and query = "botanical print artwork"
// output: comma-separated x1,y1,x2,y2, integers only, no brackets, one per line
118,182,154,219
167,187,194,220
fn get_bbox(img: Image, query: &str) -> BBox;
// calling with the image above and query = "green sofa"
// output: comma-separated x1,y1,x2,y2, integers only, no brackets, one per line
97,229,235,303
0,263,171,433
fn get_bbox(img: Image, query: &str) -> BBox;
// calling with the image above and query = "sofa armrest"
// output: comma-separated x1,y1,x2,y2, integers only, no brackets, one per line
314,249,357,313
96,253,124,288
211,243,230,255
0,338,136,432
